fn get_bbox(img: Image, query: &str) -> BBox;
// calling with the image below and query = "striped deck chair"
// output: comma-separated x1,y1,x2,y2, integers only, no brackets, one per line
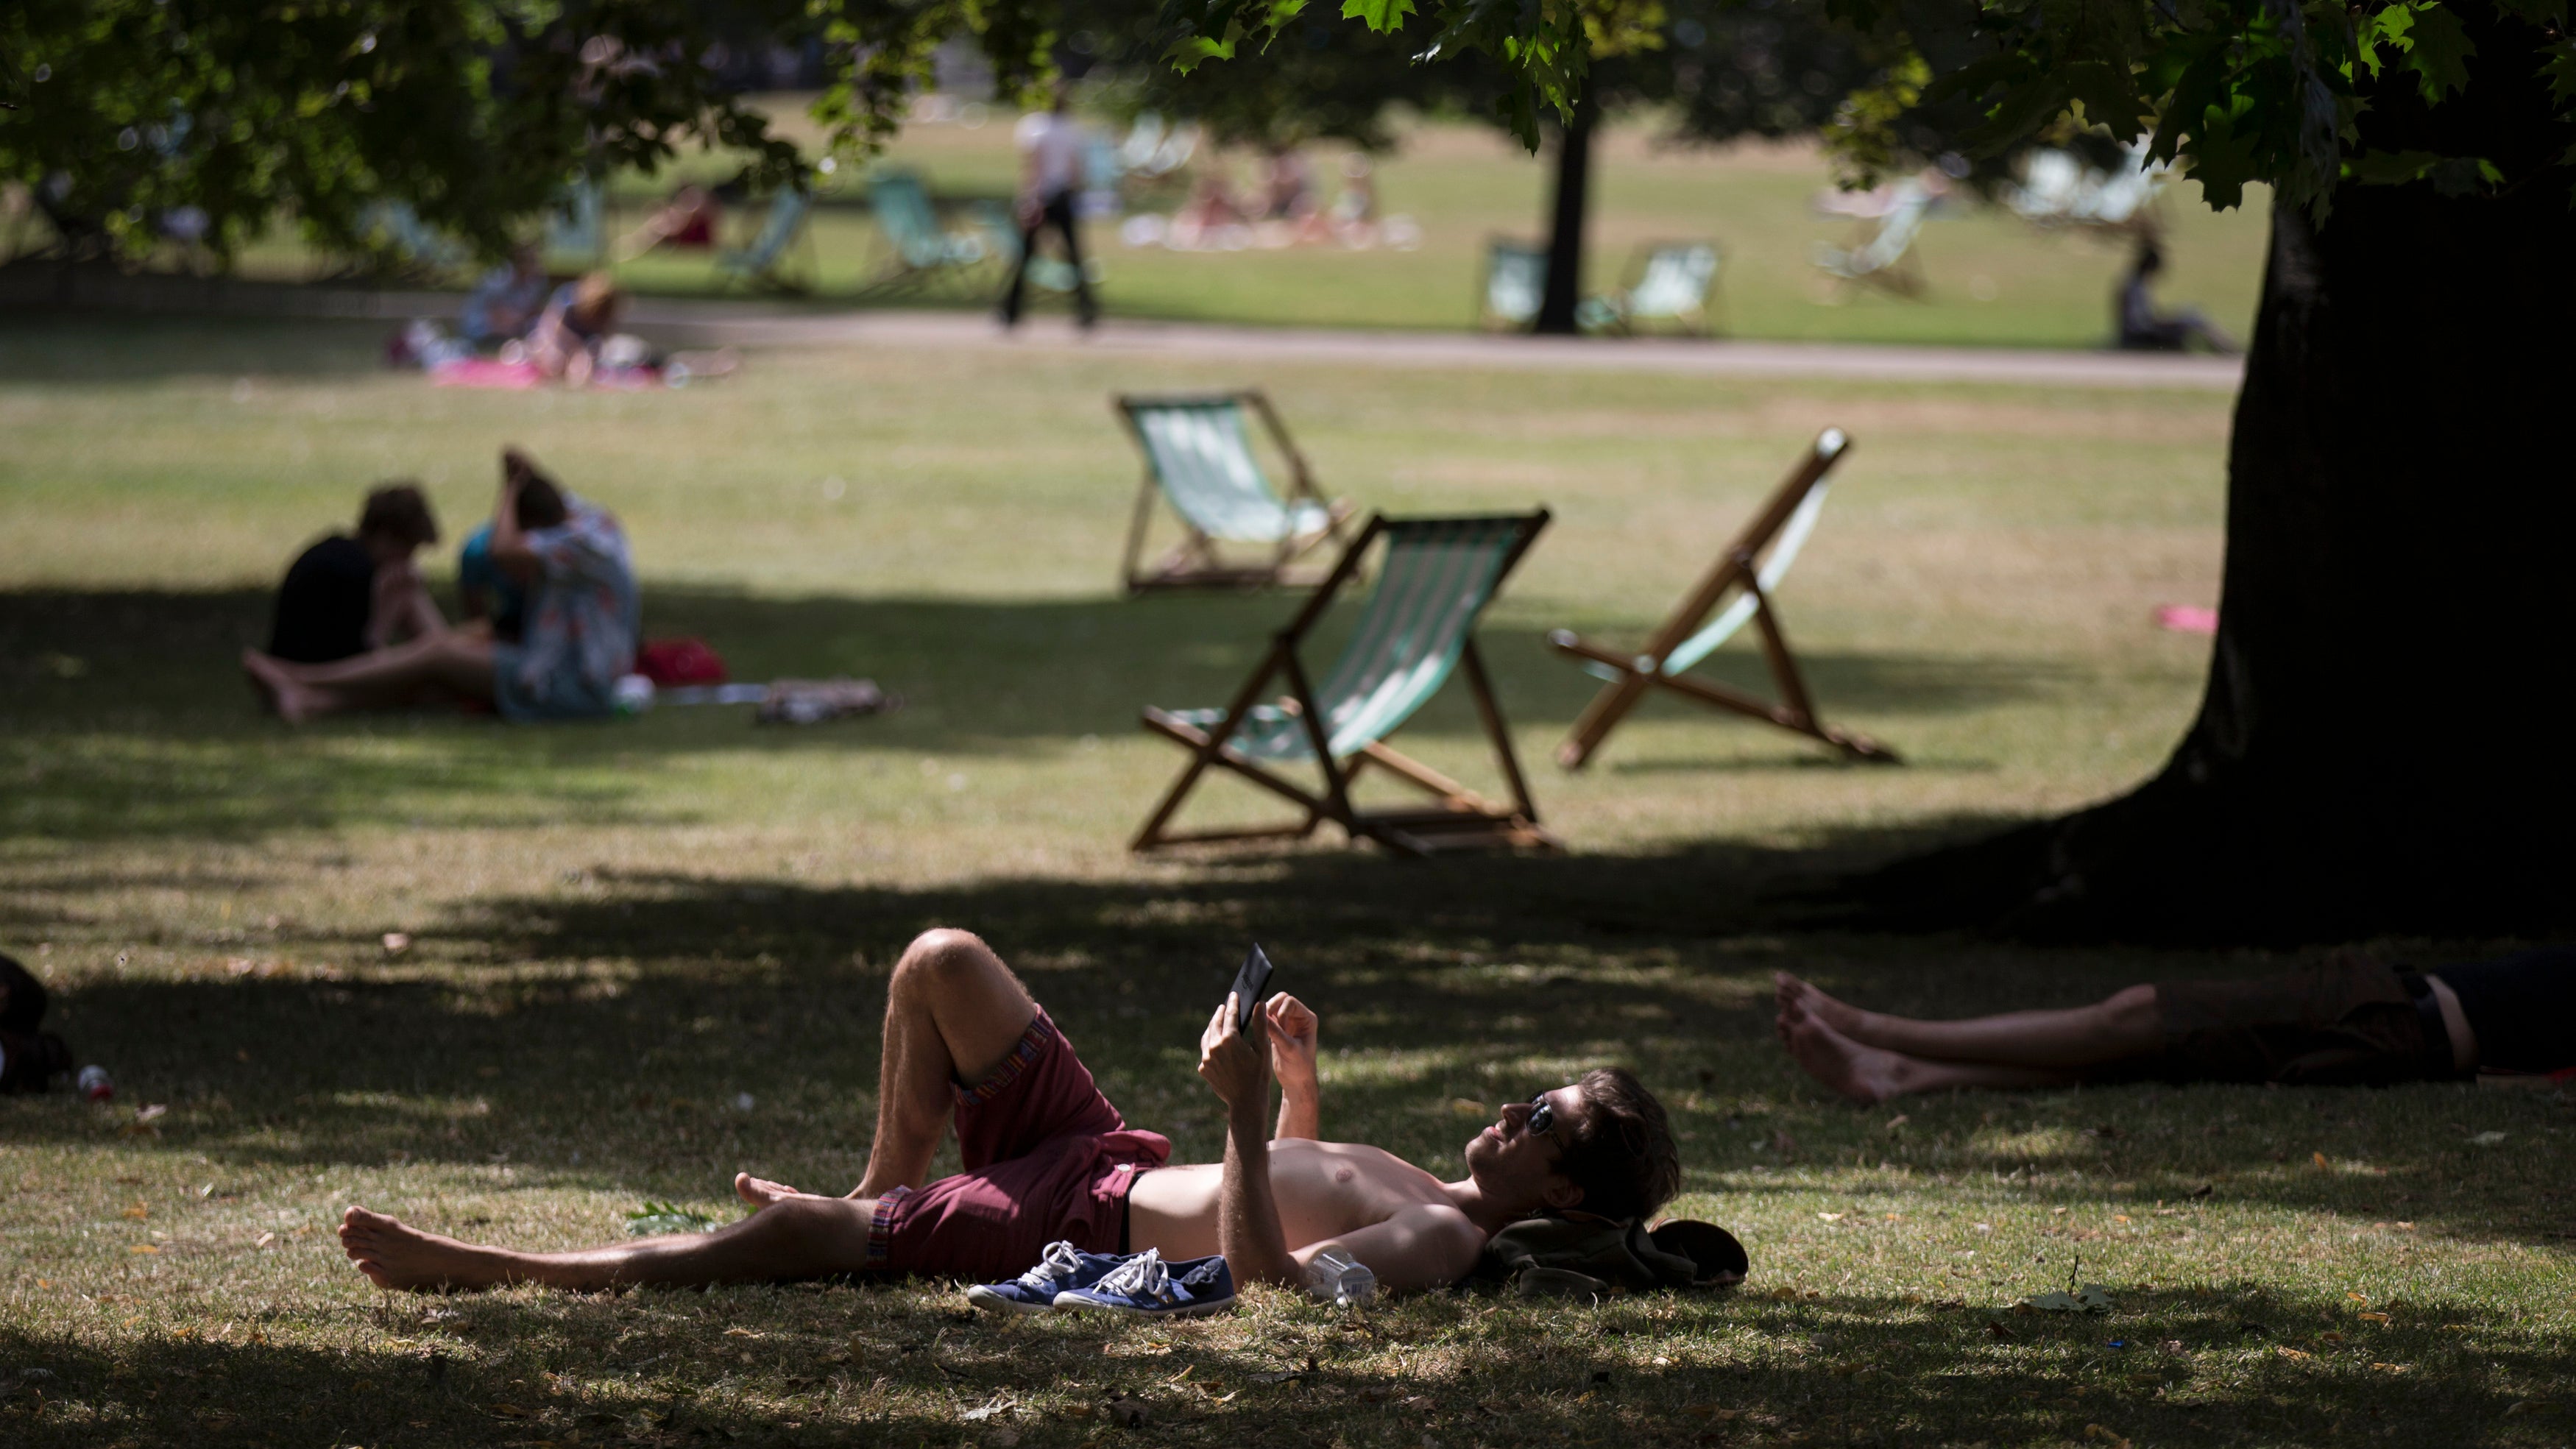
1116,391,1354,593
1480,238,1547,330
1812,180,1932,298
1581,241,1724,336
715,188,816,294
1134,511,1559,857
1548,430,1898,768
859,171,993,296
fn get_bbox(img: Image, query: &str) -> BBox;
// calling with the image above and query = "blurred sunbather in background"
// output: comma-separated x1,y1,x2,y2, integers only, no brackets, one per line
460,243,552,350
244,448,637,726
265,483,444,667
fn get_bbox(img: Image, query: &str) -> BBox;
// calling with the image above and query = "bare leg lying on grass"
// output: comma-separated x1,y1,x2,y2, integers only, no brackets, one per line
1774,963,2482,1104
339,929,1041,1292
241,633,496,726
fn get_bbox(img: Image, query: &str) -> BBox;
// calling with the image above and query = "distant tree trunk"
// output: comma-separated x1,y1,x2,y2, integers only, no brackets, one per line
1533,96,1597,335
1870,13,2576,944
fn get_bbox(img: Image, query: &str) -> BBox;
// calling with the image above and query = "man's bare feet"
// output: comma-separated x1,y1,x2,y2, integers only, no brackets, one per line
339,1205,517,1291
241,649,326,726
1774,971,1872,1041
1778,998,1911,1105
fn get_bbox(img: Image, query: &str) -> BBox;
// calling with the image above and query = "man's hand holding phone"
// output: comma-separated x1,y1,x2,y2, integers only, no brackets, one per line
1198,993,1273,1113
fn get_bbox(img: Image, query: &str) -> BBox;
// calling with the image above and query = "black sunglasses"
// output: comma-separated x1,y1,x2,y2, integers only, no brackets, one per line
1521,1091,1558,1142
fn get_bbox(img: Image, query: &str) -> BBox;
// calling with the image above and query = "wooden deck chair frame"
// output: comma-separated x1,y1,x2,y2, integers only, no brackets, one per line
1114,390,1356,594
1549,431,1899,768
1133,511,1560,857
1478,235,1548,332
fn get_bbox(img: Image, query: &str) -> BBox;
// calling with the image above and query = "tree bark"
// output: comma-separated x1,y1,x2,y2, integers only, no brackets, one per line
1872,11,2576,944
1533,96,1598,335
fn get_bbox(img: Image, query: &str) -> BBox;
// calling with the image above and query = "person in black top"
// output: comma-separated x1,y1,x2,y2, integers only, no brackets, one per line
1773,946,2572,1102
265,483,444,665
2114,242,2238,355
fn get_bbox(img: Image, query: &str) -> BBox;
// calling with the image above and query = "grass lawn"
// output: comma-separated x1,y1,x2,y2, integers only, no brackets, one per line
1,314,2569,1448
210,105,2271,348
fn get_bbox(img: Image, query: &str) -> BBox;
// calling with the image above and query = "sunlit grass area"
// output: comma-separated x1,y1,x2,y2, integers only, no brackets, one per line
205,104,2271,347
1,316,2568,1448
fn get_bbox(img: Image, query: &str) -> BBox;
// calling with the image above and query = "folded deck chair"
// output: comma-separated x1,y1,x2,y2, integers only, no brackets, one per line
1481,238,1547,331
1115,391,1354,593
1134,511,1559,857
1549,430,1897,768
1812,182,1931,298
1581,241,1724,336
715,188,816,293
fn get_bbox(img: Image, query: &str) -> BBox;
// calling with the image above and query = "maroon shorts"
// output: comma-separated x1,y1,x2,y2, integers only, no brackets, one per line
865,1010,1170,1280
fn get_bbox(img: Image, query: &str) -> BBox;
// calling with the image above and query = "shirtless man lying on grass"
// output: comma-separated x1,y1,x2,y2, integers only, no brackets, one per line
341,929,1681,1297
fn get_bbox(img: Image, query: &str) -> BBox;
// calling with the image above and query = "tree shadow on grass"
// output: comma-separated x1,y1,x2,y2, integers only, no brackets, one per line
8,832,2568,1253
0,1278,2558,1448
3,583,2066,840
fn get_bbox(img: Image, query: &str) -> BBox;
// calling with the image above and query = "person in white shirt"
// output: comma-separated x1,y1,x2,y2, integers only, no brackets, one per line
999,83,1099,329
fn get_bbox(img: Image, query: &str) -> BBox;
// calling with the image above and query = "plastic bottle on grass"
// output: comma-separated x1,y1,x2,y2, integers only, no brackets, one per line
78,1065,113,1102
1303,1249,1376,1308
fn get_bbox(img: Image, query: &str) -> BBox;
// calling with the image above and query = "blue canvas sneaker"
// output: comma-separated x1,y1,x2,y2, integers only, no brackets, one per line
1051,1249,1237,1318
965,1241,1126,1314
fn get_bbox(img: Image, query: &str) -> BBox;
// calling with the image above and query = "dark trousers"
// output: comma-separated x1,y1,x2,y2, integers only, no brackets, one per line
998,191,1097,327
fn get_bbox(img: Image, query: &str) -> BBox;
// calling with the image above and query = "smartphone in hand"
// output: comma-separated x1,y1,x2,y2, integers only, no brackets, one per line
1228,944,1275,1030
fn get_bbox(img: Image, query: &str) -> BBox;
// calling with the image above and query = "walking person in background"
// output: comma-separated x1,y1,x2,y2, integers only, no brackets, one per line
998,83,1099,331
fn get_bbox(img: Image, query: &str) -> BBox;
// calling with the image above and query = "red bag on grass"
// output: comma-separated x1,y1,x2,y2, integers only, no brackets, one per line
636,637,728,687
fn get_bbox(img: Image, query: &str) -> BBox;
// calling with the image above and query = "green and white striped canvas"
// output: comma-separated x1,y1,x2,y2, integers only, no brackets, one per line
1130,400,1332,545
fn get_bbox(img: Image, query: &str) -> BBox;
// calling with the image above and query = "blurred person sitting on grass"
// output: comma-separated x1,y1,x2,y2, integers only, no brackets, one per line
264,482,445,667
2115,242,2239,355
243,447,637,726
526,272,634,385
460,242,552,350
338,928,1682,1296
1774,946,2575,1103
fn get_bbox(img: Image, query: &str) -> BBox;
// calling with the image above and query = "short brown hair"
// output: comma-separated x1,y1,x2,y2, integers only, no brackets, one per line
1558,1067,1682,1223
357,482,439,549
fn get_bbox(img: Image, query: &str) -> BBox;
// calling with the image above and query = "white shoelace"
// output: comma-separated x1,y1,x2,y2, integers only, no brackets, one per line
1013,1240,1084,1290
1089,1248,1169,1300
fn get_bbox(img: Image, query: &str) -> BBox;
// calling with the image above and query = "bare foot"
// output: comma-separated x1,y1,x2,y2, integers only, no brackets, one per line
1779,999,1910,1105
734,1172,802,1207
339,1205,515,1291
1774,971,1871,1041
241,649,328,726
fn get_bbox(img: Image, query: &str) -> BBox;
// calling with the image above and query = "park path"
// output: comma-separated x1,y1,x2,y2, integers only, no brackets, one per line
2,266,2244,392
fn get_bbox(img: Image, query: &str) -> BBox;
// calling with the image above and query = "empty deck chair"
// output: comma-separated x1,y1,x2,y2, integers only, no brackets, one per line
545,178,607,267
859,170,993,296
714,188,816,293
1582,241,1724,336
1134,511,1558,857
1480,238,1548,330
1812,181,1932,298
1115,391,1354,593
1548,430,1897,768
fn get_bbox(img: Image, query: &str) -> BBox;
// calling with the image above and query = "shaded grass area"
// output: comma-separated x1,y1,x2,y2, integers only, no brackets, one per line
3,316,2570,1448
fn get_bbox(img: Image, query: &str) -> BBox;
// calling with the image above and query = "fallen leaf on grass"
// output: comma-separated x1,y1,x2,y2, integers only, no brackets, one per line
2187,1183,2214,1200
127,1245,159,1255
2082,1425,2131,1448
1248,1370,1307,1386
1685,1405,1743,1422
1816,1212,1844,1223
2502,1400,2547,1417
2468,1131,2506,1147
2275,1347,2313,1361
2320,1331,2346,1345
2370,1363,2411,1374
2357,1311,2391,1324
382,932,411,956
2017,1286,2114,1314
1883,1114,1909,1133
1984,1320,2015,1339
2313,1151,2330,1169
962,1396,1015,1423
489,1403,532,1418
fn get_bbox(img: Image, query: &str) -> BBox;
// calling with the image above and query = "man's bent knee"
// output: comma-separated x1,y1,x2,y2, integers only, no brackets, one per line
2101,985,2160,1036
891,928,1001,993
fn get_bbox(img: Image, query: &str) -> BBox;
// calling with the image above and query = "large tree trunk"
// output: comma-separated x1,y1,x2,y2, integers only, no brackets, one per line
1873,13,2576,944
1532,96,1597,335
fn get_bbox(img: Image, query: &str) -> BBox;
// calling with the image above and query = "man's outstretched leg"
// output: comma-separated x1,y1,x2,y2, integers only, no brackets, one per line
339,1193,879,1292
1774,971,2161,1103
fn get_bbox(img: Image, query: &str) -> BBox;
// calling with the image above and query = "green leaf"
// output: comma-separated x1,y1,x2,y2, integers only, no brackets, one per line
2399,3,2477,103
1339,0,1416,33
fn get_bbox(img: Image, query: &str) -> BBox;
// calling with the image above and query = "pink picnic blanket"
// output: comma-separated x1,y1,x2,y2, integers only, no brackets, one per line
430,359,664,391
